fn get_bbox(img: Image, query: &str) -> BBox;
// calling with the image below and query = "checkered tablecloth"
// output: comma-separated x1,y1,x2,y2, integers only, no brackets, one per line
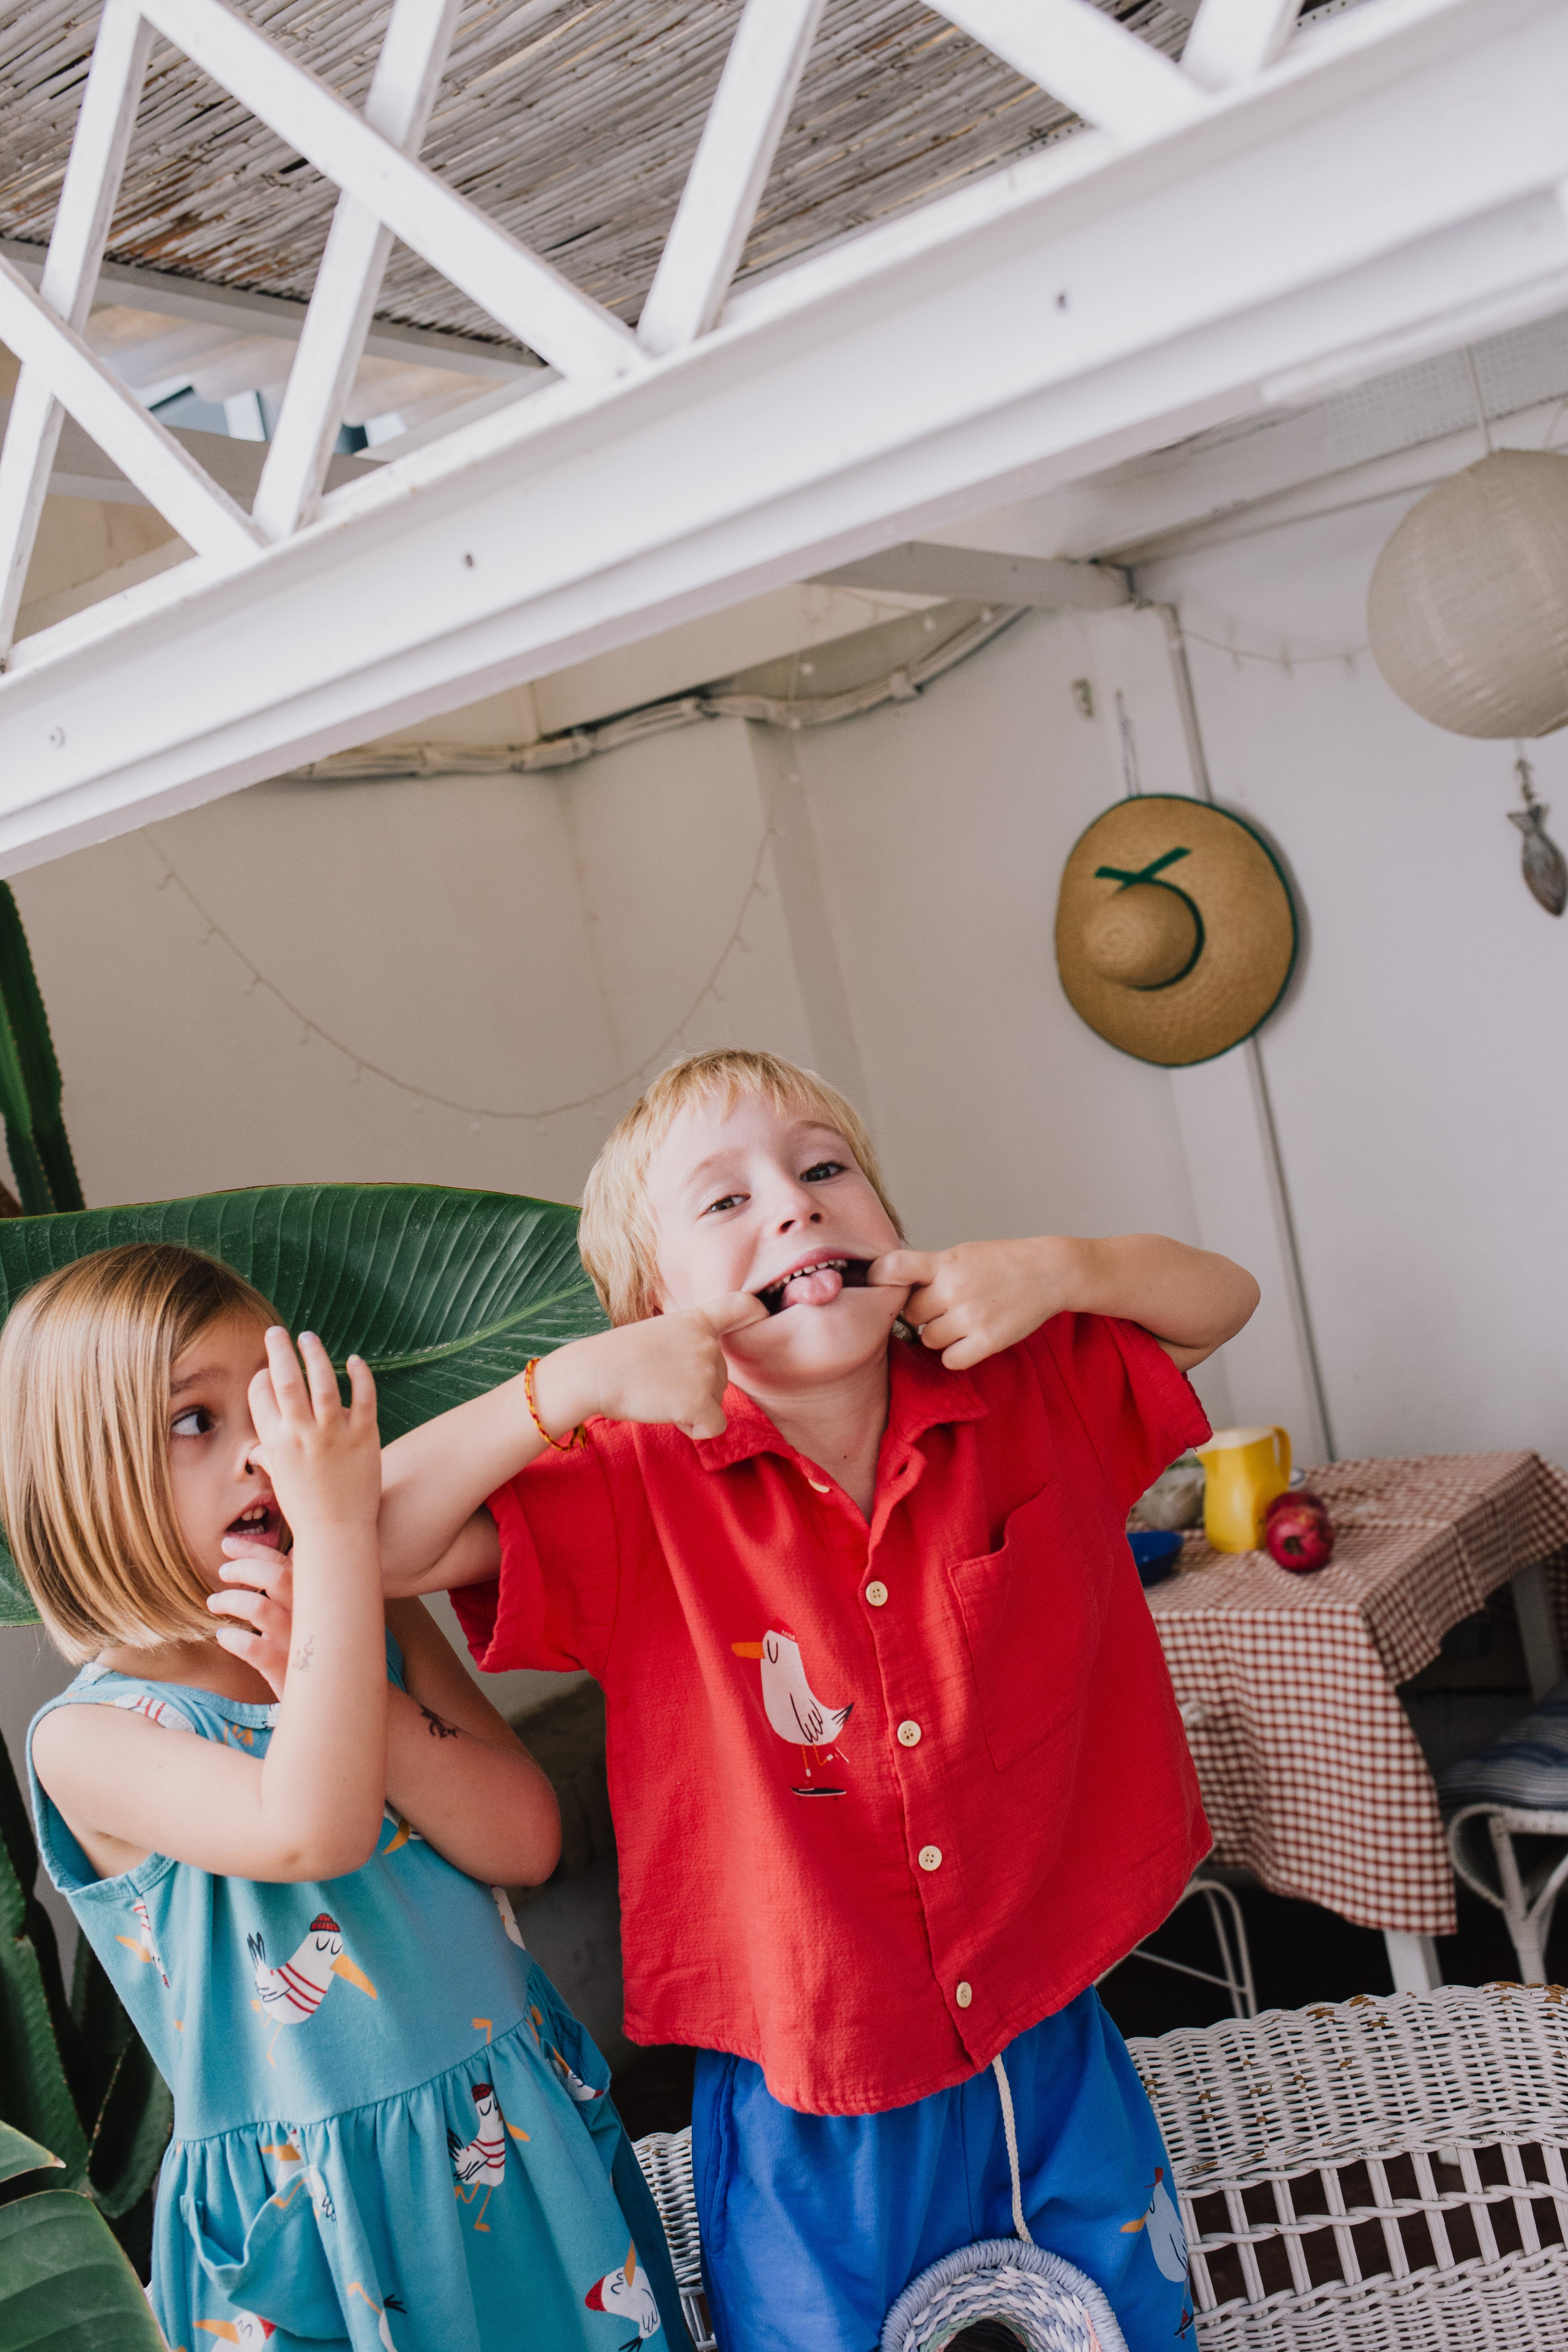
1145,1452,1568,1936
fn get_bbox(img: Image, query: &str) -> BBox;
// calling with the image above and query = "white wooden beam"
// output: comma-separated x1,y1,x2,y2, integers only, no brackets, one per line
0,0,155,652
254,0,464,539
812,542,1128,609
936,0,1204,142
0,240,535,381
638,0,827,357
1181,0,1306,92
0,261,263,573
0,0,1561,863
142,0,640,386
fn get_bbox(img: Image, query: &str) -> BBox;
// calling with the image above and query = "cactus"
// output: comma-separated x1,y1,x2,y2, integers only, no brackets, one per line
0,1722,170,2275
0,879,82,1216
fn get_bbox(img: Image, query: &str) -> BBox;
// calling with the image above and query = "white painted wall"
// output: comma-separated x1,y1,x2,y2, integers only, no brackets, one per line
1139,493,1568,1468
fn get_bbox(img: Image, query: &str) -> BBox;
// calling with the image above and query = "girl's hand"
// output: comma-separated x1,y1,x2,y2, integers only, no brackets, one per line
248,1330,380,1535
208,1539,295,1700
532,1295,768,1442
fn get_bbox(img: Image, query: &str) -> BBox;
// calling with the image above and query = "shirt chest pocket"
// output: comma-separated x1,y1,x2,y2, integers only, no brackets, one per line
947,1478,1113,1775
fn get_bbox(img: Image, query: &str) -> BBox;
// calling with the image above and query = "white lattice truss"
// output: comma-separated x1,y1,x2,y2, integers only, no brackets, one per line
1,0,1567,869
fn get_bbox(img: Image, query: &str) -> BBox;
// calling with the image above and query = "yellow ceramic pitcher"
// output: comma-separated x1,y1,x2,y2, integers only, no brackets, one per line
1196,1425,1291,1553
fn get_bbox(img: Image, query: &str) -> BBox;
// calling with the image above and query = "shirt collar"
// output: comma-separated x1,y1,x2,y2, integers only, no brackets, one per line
694,1335,987,1474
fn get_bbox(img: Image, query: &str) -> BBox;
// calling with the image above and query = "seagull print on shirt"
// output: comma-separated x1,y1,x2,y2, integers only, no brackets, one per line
1123,2165,1195,2335
732,1626,853,1795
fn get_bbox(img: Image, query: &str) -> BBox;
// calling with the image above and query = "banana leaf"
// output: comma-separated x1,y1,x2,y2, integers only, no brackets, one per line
0,2189,166,2350
0,1183,606,1624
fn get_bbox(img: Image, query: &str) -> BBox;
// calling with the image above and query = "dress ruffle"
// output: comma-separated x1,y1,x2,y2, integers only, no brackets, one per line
157,1978,667,2352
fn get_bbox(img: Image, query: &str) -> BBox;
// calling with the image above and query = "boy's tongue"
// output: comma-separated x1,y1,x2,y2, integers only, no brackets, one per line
780,1265,844,1310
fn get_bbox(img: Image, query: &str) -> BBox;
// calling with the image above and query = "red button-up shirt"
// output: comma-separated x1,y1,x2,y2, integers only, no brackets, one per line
453,1314,1210,2115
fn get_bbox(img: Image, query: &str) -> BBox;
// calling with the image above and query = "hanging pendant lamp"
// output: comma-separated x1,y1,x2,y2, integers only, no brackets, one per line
1368,448,1568,738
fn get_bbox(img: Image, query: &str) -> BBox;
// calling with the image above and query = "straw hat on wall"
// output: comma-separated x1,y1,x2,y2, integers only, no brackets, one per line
1055,796,1297,1066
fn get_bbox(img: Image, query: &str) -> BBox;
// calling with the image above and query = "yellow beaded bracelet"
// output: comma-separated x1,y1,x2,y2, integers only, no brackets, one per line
524,1356,586,1453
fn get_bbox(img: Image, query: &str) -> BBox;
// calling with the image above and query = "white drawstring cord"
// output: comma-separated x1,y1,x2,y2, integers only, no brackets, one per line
991,2052,1035,2245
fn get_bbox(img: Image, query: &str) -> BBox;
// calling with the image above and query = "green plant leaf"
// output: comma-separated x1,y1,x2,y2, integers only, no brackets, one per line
0,1184,606,1621
83,2035,172,2221
0,885,81,1218
0,2123,61,2186
0,1919,92,2190
0,2190,165,2349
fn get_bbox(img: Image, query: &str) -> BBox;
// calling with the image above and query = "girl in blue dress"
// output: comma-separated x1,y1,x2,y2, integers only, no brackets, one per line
6,1243,685,2352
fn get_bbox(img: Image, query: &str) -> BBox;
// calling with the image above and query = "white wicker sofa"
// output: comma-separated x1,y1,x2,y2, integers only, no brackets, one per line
1130,1981,1568,2349
634,1984,1568,2351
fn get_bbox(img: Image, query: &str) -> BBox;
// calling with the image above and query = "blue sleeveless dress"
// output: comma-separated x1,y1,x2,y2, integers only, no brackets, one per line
28,1642,686,2352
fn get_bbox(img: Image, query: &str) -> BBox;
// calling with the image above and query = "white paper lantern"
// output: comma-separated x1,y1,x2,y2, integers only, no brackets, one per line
1368,449,1568,738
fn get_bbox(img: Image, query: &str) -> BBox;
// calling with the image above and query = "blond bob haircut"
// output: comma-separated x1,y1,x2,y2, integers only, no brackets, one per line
0,1243,280,1661
579,1048,903,1326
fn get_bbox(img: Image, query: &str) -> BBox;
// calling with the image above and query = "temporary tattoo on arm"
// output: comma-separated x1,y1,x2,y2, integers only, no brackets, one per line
291,1635,315,1672
420,1706,459,1740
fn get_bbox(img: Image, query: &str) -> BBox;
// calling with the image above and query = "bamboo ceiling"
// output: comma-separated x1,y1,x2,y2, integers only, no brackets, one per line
0,0,1201,353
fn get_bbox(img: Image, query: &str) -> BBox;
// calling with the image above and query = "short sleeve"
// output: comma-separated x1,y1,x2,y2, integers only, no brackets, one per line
449,1425,636,1680
1026,1313,1210,1519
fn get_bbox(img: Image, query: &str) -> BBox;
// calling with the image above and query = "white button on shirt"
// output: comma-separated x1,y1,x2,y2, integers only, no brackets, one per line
918,1845,943,1872
866,1580,889,1608
897,1721,922,1747
956,1981,973,2009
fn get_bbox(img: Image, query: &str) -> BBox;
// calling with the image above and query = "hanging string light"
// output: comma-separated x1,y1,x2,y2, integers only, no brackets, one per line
141,820,781,1126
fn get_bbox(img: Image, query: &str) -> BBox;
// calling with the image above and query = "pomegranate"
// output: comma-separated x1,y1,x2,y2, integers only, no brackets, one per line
1264,1490,1335,1573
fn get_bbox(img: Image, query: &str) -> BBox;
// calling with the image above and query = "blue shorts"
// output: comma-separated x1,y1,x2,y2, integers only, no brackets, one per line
692,1991,1191,2352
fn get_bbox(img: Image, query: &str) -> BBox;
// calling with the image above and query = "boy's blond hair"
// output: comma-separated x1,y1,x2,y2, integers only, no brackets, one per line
0,1243,280,1661
580,1049,904,1326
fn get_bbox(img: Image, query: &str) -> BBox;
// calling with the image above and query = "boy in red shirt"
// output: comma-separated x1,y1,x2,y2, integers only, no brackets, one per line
380,1050,1257,2352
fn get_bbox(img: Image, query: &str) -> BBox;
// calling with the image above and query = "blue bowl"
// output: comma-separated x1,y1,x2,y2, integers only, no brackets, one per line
1128,1529,1183,1589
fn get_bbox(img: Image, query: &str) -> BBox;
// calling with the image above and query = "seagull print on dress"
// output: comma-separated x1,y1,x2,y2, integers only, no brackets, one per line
380,1803,423,1855
447,2079,530,2231
347,2282,407,2349
732,1627,853,1795
491,1884,527,1948
117,1895,169,1985
196,2314,275,2346
584,2241,661,2348
528,2005,607,2101
260,2124,335,2221
247,1913,377,2064
107,1690,195,1733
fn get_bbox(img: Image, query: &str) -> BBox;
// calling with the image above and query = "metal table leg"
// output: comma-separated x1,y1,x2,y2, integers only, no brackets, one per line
1383,1929,1442,1994
1511,1560,1565,1703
